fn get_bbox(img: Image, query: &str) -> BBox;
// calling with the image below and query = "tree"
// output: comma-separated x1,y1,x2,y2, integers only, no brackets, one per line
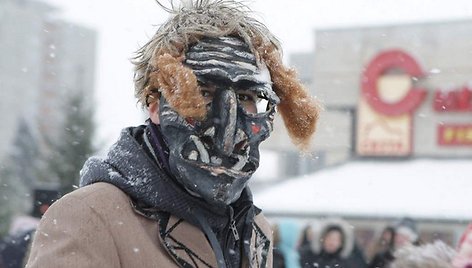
46,93,97,195
0,166,18,236
0,119,40,236
9,119,41,186
0,93,98,237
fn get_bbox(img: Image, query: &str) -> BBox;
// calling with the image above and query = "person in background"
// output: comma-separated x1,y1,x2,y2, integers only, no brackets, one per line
369,217,420,268
25,0,320,267
452,223,472,268
277,220,302,268
0,254,4,268
368,226,396,268
299,222,318,267
0,189,59,268
349,241,369,267
0,231,34,268
300,218,367,268
390,240,455,268
272,224,286,268
298,224,315,252
393,218,420,249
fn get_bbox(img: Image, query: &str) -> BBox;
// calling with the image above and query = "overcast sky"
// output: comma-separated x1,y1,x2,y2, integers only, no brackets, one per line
42,0,472,149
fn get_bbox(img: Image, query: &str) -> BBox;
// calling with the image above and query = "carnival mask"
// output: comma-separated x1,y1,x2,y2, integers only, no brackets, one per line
158,36,280,205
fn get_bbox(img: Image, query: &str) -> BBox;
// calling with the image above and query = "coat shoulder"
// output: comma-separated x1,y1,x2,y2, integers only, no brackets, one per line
63,182,128,202
46,182,138,229
58,182,131,212
26,183,125,267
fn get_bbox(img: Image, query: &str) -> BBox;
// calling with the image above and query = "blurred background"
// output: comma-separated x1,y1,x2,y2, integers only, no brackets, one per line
0,0,471,267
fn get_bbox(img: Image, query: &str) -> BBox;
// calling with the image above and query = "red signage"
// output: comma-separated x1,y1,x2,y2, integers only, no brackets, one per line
359,140,408,154
433,86,472,112
361,50,427,116
357,49,426,156
360,49,472,151
438,125,472,146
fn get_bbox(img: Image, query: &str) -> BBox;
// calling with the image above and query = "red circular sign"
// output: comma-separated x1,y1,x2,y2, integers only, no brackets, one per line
362,50,427,116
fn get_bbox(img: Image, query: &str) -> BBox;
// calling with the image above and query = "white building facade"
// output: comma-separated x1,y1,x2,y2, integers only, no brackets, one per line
0,0,97,168
261,19,472,181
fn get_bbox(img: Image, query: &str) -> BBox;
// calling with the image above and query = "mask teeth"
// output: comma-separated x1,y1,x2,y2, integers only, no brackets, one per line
190,135,210,164
238,140,249,153
188,150,198,161
204,126,215,137
232,155,247,171
234,129,247,144
211,156,222,165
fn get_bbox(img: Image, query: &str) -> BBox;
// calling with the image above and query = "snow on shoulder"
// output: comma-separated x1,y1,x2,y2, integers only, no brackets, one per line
254,159,472,220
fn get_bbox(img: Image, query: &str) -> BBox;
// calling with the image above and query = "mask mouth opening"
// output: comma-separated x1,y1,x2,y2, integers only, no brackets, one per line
180,128,256,174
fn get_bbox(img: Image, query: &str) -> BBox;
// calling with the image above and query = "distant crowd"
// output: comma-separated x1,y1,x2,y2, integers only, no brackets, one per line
1,209,472,267
272,217,472,268
0,189,60,268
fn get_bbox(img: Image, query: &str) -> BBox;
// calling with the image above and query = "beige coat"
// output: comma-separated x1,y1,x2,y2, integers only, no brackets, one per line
26,182,273,268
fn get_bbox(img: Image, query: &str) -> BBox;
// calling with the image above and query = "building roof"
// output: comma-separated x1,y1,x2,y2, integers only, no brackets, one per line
254,159,472,221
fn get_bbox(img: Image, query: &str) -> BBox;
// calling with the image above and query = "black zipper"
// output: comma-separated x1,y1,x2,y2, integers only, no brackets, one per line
223,202,252,268
229,218,240,241
226,206,237,243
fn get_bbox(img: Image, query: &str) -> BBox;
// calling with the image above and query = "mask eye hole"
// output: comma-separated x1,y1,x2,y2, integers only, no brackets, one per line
237,92,256,102
256,96,270,114
197,79,274,115
236,90,258,114
198,81,216,106
237,89,272,115
201,89,213,99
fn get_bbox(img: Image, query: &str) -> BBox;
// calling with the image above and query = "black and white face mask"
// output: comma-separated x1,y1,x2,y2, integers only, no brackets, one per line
159,36,279,206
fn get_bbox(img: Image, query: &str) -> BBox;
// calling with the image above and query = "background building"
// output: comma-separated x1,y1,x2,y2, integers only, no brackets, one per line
0,0,96,171
259,19,472,181
311,19,472,162
0,0,97,223
255,19,472,248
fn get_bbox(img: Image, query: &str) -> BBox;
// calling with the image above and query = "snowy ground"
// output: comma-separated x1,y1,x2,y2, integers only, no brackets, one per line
254,159,472,221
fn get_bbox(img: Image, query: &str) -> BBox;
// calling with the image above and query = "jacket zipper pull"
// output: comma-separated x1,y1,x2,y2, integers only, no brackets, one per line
230,219,239,241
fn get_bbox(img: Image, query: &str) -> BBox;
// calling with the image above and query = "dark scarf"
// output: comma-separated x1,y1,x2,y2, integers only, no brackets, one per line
315,248,346,268
79,124,258,268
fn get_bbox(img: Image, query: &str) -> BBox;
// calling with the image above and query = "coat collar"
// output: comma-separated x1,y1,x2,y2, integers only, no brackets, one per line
156,213,271,268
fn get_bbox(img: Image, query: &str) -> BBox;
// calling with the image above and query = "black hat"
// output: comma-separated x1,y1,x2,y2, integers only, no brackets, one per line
31,188,61,218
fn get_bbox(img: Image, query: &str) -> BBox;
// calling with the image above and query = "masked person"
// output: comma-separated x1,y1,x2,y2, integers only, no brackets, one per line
26,1,319,267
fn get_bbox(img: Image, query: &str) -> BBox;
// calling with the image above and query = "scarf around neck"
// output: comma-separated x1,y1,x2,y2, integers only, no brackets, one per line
79,124,258,268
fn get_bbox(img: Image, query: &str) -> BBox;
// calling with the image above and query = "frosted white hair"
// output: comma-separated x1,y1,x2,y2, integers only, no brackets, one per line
390,240,456,268
131,0,321,151
132,0,281,106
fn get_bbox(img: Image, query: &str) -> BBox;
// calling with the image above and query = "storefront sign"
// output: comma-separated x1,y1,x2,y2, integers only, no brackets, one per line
438,124,472,146
361,50,427,116
357,50,426,156
433,86,472,112
357,100,412,155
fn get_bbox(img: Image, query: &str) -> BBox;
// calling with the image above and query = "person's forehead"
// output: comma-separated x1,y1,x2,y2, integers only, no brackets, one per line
184,36,268,85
